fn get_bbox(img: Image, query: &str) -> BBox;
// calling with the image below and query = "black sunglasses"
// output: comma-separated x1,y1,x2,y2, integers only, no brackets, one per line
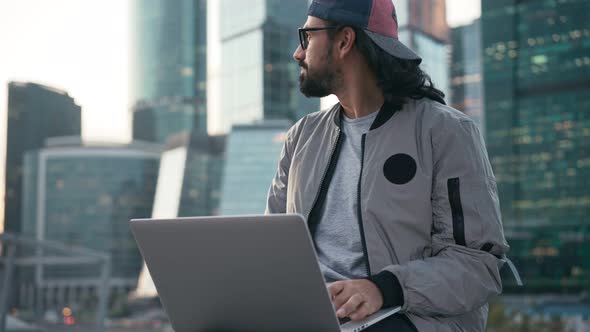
298,26,340,50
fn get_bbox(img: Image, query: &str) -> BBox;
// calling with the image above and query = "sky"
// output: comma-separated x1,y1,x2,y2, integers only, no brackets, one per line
0,0,131,143
0,0,480,230
446,0,482,28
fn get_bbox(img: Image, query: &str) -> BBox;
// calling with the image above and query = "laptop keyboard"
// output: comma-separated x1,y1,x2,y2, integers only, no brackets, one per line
339,317,351,325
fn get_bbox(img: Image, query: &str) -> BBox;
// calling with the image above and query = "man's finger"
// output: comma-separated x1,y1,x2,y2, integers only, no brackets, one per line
328,281,345,298
336,293,364,318
349,302,371,321
332,292,349,310
332,285,355,310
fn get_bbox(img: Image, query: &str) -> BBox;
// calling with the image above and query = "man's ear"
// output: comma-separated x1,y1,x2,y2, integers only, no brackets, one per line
335,26,356,59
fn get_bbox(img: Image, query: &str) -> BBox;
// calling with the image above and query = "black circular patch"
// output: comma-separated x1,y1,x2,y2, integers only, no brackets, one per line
383,154,417,185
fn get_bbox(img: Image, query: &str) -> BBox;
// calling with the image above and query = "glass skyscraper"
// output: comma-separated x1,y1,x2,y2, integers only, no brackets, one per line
451,19,484,131
212,0,319,134
130,8,225,302
482,0,590,293
130,0,208,145
396,0,450,97
178,134,226,217
220,121,290,215
130,0,223,219
3,82,81,234
20,138,161,292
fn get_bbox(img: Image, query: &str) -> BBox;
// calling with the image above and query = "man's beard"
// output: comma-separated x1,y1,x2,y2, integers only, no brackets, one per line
298,48,340,98
299,66,337,98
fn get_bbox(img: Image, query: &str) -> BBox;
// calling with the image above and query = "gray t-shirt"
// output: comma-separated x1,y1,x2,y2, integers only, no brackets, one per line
314,110,378,282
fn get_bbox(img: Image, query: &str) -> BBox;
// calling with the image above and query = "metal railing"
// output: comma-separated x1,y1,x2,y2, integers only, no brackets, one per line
0,232,111,332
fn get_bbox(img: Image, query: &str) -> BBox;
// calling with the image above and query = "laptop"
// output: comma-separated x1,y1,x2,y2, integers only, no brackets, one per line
130,214,400,332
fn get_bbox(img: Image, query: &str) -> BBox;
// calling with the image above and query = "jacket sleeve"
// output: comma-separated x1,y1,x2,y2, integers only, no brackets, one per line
265,121,300,214
382,118,509,316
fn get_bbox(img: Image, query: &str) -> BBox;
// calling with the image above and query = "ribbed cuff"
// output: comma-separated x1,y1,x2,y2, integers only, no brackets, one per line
367,270,404,308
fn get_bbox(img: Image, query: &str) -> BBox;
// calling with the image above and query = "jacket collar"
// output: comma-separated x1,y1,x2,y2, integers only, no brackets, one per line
330,100,401,130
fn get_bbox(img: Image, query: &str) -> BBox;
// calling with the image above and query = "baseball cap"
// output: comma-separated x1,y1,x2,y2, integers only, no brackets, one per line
307,0,421,63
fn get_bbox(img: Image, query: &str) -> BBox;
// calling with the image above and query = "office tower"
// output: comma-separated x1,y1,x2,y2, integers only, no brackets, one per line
130,0,225,218
220,121,290,215
451,19,485,131
20,137,161,296
482,0,590,292
397,0,450,97
130,0,208,145
3,82,81,234
170,134,226,218
211,0,319,134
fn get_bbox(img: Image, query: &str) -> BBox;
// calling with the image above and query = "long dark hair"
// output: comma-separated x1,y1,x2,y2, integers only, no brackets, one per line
329,26,446,111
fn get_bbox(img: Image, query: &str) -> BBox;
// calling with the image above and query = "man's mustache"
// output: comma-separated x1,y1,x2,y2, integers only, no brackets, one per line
299,61,308,69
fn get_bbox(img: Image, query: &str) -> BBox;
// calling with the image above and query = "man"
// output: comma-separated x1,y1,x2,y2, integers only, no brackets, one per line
266,0,511,330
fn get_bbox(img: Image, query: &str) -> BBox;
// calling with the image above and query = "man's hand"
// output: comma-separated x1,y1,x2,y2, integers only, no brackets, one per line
328,279,383,321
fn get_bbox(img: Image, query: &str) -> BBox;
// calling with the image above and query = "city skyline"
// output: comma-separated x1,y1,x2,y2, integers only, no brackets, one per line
2,1,590,329
0,0,480,231
130,0,209,144
0,0,480,142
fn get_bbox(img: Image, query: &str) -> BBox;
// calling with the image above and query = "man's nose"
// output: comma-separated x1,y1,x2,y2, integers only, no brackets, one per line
293,45,305,62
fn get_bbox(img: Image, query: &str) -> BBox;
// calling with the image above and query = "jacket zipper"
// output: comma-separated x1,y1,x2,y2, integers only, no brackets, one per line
307,129,342,232
357,134,371,277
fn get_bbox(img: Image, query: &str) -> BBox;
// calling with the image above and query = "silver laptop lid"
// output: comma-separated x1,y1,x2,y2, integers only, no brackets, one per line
130,214,342,332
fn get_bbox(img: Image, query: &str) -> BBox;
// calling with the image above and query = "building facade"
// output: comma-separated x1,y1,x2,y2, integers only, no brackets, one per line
177,134,226,217
482,0,590,292
220,121,289,215
397,0,450,97
451,19,484,131
130,0,208,145
20,138,161,291
212,0,319,134
3,82,81,234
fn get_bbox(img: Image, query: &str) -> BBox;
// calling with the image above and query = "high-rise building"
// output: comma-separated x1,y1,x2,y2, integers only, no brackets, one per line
3,82,81,234
130,0,208,145
220,121,290,215
482,0,590,292
20,137,161,294
451,19,484,131
397,0,450,96
178,134,226,217
130,0,224,218
211,0,319,134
